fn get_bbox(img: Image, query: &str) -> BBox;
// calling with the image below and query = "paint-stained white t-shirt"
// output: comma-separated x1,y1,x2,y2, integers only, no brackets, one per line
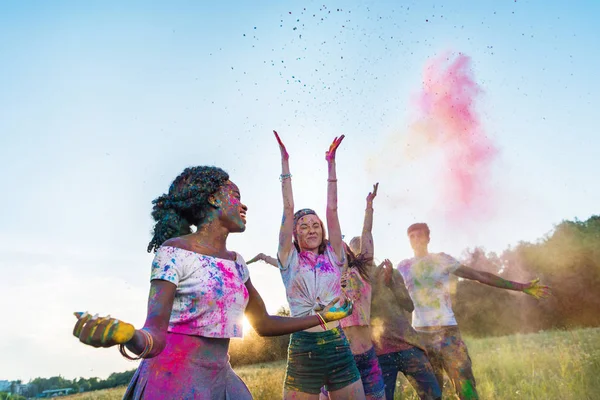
151,246,250,338
397,253,461,328
279,243,346,318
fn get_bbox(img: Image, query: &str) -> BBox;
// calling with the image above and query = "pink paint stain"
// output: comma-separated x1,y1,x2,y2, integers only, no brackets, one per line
410,52,498,221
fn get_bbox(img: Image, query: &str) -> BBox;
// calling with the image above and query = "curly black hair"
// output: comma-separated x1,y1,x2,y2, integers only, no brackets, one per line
147,166,229,253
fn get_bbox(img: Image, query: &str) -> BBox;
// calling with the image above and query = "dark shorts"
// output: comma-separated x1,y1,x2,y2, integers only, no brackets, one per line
354,346,386,398
284,327,361,394
321,346,385,398
419,326,478,400
378,346,441,400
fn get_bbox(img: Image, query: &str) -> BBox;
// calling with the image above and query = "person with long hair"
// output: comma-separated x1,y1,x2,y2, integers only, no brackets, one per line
334,183,386,399
274,131,365,399
72,165,352,400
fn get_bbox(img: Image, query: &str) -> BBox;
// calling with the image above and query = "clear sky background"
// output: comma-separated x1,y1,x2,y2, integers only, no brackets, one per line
1,0,598,381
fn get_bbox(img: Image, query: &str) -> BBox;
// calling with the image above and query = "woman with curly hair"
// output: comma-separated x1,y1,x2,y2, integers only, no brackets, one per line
274,131,365,399
72,165,352,400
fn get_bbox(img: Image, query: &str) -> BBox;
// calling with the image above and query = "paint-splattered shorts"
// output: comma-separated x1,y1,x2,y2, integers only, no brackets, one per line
284,327,361,394
419,326,478,400
321,346,385,398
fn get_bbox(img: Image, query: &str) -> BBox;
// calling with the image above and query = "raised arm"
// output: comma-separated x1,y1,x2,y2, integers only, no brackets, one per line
325,135,345,259
359,183,378,260
382,259,414,312
453,266,551,299
245,278,352,336
247,253,278,268
274,131,295,265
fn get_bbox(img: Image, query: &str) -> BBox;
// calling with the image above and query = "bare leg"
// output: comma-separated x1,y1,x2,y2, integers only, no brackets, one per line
283,389,320,400
328,380,366,400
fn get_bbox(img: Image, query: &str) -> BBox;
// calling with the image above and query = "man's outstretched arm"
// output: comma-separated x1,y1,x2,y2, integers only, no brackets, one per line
453,266,551,299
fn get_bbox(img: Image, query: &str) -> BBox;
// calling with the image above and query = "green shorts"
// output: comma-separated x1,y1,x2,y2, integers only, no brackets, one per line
284,327,361,394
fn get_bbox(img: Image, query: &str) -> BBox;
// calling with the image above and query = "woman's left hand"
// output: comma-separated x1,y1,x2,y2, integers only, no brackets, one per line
325,135,345,162
319,297,353,322
367,183,379,206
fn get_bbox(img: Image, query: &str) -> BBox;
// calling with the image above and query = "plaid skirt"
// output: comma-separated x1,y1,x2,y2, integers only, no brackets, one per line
123,332,252,400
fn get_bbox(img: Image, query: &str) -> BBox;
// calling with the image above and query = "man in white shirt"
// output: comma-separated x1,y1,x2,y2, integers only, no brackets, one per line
397,223,550,400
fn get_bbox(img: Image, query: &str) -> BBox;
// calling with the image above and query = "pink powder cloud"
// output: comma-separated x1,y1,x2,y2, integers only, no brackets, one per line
408,52,498,222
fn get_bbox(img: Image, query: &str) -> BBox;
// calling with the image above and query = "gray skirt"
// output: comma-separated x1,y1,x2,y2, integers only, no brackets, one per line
123,332,252,400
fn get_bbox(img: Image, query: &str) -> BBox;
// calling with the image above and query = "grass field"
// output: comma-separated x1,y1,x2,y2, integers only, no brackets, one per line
63,327,600,400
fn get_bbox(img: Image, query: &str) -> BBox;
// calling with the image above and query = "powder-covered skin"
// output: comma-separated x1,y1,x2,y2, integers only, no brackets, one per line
279,243,346,318
340,268,372,327
151,246,250,338
397,253,461,328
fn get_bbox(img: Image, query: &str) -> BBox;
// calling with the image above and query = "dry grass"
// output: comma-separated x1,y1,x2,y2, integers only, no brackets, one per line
63,328,600,400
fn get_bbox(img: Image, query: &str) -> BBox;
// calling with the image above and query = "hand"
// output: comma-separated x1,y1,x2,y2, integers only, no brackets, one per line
247,253,266,264
273,130,289,161
319,297,353,322
325,135,345,163
367,183,379,206
73,312,136,348
523,278,551,299
382,259,394,286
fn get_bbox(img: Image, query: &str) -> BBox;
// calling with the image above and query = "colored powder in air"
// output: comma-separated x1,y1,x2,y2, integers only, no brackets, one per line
405,52,498,221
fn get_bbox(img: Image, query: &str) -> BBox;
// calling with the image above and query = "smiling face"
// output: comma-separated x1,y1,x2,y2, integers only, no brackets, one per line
295,214,324,252
214,181,247,233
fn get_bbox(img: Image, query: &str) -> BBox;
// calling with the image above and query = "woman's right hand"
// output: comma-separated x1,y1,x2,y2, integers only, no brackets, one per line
319,297,353,322
73,312,136,348
247,253,266,264
273,130,289,161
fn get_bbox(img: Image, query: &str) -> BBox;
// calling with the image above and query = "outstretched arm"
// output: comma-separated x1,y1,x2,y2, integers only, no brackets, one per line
247,253,278,268
325,135,345,260
359,183,378,260
382,259,414,312
453,266,551,299
274,131,295,265
73,279,176,359
245,278,353,336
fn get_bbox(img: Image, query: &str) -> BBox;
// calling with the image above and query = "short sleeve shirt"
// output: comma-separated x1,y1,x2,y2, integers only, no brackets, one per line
397,253,460,328
279,243,346,318
151,246,250,338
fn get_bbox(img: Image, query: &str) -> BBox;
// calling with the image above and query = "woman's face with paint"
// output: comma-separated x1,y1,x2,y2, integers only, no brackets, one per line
295,214,323,251
215,181,247,233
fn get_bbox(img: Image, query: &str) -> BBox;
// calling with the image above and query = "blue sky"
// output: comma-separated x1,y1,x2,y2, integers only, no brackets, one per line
1,0,598,381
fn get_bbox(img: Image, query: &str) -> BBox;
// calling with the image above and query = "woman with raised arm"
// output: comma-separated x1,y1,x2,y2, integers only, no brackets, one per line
274,131,365,400
71,166,352,400
334,183,387,400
